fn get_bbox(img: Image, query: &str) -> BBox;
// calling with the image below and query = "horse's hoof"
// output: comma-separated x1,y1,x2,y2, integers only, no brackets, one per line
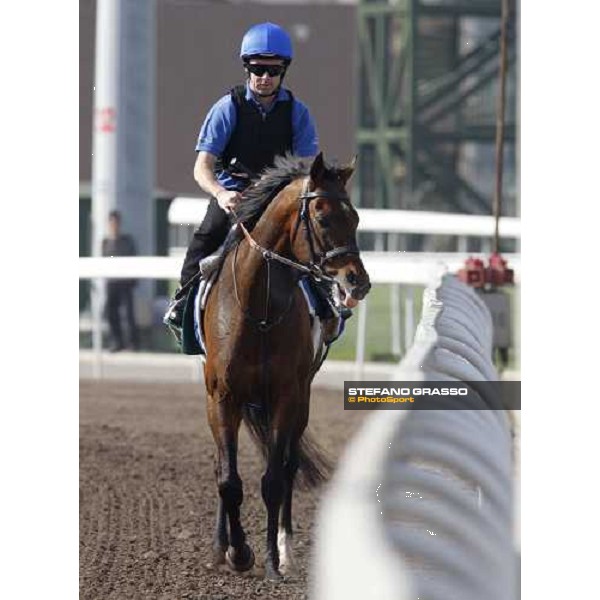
225,543,255,572
264,563,283,582
212,547,226,566
280,562,297,577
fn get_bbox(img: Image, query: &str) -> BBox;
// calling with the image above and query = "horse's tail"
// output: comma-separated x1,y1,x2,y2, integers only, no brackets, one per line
241,405,333,490
295,430,333,490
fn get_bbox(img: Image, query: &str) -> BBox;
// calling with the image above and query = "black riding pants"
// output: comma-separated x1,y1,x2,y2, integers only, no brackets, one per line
180,197,232,286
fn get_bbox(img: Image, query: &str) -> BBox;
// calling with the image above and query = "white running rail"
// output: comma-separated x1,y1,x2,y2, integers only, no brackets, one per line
312,272,517,600
78,253,520,284
78,255,520,378
168,197,521,238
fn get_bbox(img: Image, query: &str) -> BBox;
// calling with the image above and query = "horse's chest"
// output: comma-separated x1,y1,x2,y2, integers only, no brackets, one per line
226,328,313,385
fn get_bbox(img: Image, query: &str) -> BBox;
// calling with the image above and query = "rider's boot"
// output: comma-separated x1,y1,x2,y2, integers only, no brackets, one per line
163,286,189,342
163,249,223,332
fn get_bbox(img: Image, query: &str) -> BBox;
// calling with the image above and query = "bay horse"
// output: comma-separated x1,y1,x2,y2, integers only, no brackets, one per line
202,152,371,580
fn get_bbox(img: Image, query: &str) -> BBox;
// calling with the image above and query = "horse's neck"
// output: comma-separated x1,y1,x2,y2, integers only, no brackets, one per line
233,180,301,295
243,179,301,263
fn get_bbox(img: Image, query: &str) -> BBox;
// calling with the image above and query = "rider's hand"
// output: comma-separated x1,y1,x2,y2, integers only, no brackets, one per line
216,189,242,213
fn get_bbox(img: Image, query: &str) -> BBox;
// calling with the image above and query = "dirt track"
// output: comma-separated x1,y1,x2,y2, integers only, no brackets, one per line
80,380,367,600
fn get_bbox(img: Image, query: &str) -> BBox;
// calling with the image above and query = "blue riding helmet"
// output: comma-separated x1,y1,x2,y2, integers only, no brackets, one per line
240,22,293,63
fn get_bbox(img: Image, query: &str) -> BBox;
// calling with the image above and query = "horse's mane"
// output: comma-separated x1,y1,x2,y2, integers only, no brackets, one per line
216,153,349,269
235,154,311,229
216,155,307,264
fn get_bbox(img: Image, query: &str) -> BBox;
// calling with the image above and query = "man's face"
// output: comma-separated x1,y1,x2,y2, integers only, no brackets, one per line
108,216,120,238
246,58,286,98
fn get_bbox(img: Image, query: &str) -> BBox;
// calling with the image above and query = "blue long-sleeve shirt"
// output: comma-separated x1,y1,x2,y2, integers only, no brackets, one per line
195,84,319,190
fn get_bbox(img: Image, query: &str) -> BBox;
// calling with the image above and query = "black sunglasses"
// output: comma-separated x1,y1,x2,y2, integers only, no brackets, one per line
246,64,285,77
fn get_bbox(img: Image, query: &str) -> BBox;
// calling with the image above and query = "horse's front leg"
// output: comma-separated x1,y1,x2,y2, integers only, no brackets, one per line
211,472,228,566
278,437,300,576
208,395,254,572
262,432,288,581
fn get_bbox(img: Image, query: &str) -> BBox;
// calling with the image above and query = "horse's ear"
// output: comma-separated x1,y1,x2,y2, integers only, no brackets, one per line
309,152,326,184
339,155,357,186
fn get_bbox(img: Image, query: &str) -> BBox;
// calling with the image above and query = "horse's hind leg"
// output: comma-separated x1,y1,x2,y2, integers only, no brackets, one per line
278,438,300,576
208,395,254,572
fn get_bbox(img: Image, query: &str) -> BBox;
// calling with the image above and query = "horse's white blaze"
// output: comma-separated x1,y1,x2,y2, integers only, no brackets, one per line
332,274,347,298
333,269,354,303
278,528,295,572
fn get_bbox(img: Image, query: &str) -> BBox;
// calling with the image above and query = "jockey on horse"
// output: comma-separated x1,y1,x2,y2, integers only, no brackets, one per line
164,22,352,342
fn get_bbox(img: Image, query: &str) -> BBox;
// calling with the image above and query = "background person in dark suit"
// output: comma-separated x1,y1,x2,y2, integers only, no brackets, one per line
102,210,139,352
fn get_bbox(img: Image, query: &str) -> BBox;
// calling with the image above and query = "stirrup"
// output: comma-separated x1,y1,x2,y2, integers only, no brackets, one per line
199,254,221,278
166,322,183,346
163,293,186,326
163,293,186,346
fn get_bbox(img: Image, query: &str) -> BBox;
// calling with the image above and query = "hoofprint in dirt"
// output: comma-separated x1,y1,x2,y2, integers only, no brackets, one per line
80,380,366,600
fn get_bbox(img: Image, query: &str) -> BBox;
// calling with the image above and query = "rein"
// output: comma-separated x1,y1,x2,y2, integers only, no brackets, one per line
232,177,359,285
231,241,296,332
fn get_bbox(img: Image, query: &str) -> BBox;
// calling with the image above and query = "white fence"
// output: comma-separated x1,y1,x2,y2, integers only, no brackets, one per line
313,273,518,600
168,197,521,237
78,252,521,285
78,253,520,377
168,198,521,254
82,205,520,373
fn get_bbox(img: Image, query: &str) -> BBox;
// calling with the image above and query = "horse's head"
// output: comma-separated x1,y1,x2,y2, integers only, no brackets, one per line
293,153,371,306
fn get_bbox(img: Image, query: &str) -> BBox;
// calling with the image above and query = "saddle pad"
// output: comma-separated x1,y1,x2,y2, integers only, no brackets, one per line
298,279,324,359
298,277,345,349
181,281,202,355
187,276,345,361
192,274,216,358
180,271,217,356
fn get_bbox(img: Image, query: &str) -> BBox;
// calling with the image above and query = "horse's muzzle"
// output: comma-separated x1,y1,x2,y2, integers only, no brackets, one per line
340,260,371,301
350,279,371,300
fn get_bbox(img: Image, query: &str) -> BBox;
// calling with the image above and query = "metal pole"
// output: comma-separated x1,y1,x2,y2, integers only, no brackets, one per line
91,0,122,372
92,0,120,259
91,0,156,342
91,278,105,378
389,233,401,357
355,298,369,379
391,285,401,357
406,0,418,206
493,0,510,254
404,287,415,351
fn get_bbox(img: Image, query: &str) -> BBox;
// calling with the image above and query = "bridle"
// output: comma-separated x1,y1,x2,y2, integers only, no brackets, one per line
234,176,359,283
296,177,360,271
231,176,360,330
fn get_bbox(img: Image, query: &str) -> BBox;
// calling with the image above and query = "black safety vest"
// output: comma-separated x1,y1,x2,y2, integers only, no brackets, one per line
220,85,294,176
